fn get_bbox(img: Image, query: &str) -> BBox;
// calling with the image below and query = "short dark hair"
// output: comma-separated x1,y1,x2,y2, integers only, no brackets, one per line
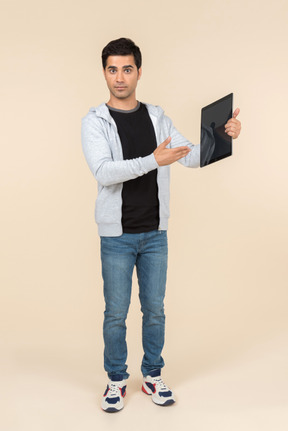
102,38,142,70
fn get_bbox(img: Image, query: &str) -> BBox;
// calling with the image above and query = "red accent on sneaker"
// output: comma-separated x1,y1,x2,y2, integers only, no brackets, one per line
143,382,156,394
142,385,150,395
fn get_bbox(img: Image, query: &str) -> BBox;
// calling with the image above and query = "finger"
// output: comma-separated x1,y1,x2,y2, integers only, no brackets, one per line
159,136,172,148
226,124,241,134
225,128,240,136
163,136,172,145
225,118,240,128
174,148,191,159
173,146,191,154
174,151,190,161
228,132,238,138
226,118,239,125
233,107,240,118
225,125,237,132
227,128,240,136
229,121,241,129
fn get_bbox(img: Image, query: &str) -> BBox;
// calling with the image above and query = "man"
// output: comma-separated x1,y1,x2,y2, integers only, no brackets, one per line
81,37,241,413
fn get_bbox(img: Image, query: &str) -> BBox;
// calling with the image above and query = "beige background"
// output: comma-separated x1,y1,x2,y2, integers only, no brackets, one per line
1,0,288,429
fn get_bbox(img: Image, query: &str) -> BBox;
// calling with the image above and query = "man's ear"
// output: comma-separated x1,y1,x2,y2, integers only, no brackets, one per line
137,67,142,80
103,68,107,80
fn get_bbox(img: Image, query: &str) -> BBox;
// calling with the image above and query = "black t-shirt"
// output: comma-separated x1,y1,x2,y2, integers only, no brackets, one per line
108,102,159,233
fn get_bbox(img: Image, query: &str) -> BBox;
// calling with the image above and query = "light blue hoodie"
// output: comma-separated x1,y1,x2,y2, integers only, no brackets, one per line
81,102,200,236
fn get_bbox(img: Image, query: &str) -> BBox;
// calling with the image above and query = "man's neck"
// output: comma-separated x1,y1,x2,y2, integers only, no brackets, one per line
106,97,138,111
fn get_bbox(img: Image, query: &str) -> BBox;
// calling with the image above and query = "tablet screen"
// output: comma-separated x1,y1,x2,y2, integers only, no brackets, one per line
200,93,233,167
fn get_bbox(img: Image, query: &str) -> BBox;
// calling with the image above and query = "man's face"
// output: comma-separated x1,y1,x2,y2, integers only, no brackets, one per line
103,55,142,101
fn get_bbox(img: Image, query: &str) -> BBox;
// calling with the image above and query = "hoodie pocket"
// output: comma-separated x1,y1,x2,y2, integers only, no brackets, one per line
95,184,122,224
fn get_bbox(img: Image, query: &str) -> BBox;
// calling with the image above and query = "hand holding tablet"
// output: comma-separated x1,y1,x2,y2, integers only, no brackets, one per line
225,107,241,138
200,93,241,167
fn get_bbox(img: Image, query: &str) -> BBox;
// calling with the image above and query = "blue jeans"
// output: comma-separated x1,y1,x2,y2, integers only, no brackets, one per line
100,230,168,380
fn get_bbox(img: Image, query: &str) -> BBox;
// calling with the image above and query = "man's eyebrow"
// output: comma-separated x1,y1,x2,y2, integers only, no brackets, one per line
107,65,134,69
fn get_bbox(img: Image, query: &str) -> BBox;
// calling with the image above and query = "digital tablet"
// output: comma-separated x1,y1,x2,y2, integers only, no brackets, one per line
200,93,233,167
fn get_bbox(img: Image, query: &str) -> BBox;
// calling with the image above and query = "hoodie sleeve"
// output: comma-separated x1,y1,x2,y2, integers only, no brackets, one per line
81,115,159,187
164,115,201,168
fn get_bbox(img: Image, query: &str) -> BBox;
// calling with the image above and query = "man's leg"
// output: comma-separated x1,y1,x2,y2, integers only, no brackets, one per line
136,230,168,377
136,230,175,406
101,234,138,380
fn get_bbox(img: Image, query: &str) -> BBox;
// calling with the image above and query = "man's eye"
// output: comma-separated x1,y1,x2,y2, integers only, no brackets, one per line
110,69,116,74
124,69,131,73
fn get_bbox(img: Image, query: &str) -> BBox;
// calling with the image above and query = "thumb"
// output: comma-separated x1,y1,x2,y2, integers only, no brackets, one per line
233,108,240,118
159,136,172,148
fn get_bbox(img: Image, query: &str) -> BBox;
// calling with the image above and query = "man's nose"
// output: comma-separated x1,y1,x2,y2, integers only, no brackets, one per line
116,71,124,82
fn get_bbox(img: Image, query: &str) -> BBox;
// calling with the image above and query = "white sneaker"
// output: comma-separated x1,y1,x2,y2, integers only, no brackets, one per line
142,369,175,406
101,378,127,413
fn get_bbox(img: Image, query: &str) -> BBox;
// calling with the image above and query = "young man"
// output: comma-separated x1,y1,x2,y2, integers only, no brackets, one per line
81,38,241,413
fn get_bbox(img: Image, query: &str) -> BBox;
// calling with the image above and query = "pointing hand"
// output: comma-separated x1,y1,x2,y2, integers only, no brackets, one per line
154,137,191,166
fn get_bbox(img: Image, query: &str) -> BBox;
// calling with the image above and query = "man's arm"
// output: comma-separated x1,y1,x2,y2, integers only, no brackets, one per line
81,115,191,185
159,115,200,168
155,108,242,168
81,116,158,186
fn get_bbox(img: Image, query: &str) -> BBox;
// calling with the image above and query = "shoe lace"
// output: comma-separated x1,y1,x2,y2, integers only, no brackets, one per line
108,382,122,397
153,377,170,392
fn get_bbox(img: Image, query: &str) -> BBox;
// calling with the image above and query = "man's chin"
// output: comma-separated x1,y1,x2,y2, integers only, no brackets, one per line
115,95,128,99
112,90,131,100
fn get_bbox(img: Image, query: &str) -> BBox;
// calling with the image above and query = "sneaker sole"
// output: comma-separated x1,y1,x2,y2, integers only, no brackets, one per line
153,398,175,406
102,407,123,413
